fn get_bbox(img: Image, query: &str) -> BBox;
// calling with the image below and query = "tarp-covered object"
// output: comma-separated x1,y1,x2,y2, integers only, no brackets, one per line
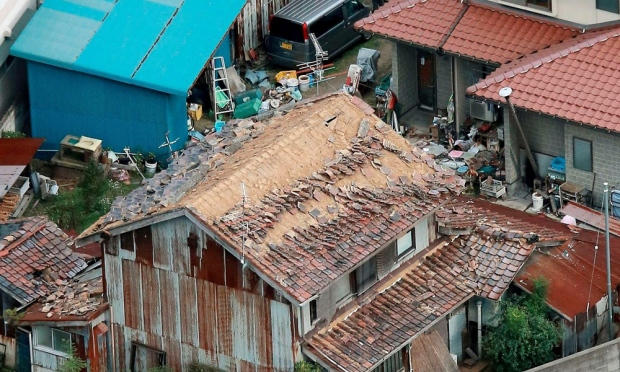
357,48,380,82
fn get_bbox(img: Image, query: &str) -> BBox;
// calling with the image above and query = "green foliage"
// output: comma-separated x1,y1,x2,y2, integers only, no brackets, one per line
1,308,23,326
45,160,138,232
0,131,26,138
46,161,108,231
484,278,561,372
58,342,87,372
186,361,224,372
294,361,322,372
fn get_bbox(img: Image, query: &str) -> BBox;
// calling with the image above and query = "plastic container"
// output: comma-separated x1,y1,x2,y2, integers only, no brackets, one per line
286,78,299,91
145,161,157,176
298,75,310,92
308,73,315,87
275,70,296,82
215,120,225,133
532,192,543,211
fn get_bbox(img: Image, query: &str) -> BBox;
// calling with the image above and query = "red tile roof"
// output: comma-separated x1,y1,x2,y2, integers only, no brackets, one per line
436,197,574,243
444,4,579,64
515,229,620,320
467,28,620,133
306,224,536,371
354,0,465,49
0,217,87,304
355,0,578,64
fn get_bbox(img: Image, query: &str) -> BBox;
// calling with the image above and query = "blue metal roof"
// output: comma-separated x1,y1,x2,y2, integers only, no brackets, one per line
11,0,246,95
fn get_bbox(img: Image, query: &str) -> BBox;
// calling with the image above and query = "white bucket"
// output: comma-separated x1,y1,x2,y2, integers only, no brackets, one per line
287,78,299,91
145,161,157,176
298,75,310,92
532,192,544,211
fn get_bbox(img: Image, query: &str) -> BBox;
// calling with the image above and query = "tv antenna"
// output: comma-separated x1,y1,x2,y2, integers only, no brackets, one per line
296,33,334,95
220,183,255,265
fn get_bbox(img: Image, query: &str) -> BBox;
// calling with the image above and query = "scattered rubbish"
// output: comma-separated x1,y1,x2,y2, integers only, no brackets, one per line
109,168,130,183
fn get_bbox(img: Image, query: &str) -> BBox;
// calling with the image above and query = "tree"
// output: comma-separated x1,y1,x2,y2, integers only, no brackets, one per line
58,342,87,372
484,278,561,372
294,361,322,372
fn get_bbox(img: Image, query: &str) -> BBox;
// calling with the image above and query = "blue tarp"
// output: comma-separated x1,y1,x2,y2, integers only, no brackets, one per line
11,0,245,95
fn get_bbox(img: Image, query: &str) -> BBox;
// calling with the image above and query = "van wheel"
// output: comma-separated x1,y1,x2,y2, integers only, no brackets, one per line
362,33,372,41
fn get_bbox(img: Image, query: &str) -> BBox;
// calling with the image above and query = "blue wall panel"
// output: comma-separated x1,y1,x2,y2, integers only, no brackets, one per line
28,61,185,157
215,30,233,67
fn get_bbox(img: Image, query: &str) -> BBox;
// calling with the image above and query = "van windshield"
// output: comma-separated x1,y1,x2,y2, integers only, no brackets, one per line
270,18,305,43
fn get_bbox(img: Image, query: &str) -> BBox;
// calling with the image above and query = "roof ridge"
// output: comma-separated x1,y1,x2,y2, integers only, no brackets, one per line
475,222,539,244
468,28,620,95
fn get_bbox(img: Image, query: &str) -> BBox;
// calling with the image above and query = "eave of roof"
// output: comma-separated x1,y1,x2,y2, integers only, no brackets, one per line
355,0,578,65
467,28,620,133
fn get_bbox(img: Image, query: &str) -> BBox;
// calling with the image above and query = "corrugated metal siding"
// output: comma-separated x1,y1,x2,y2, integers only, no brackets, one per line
235,0,290,57
0,334,16,368
27,61,186,157
107,216,295,371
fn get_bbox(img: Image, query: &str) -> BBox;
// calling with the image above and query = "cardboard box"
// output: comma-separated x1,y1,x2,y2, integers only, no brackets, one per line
188,103,203,121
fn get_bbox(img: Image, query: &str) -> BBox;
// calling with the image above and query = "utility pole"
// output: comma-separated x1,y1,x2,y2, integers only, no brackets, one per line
604,182,614,341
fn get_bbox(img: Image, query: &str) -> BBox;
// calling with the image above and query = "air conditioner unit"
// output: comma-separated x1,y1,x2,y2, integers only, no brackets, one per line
469,100,496,122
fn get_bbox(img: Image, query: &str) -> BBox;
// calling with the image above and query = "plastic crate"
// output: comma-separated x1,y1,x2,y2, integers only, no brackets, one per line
480,178,506,198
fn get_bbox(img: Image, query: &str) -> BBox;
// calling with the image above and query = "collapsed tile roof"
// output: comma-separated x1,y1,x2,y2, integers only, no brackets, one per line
306,223,537,371
0,217,87,304
467,28,620,133
436,197,574,243
515,229,620,320
21,266,106,323
355,0,578,64
80,93,465,303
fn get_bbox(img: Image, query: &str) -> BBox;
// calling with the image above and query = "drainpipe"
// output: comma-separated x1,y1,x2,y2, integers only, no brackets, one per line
477,300,482,359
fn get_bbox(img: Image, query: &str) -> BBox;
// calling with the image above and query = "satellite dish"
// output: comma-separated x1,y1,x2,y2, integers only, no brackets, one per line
498,87,513,98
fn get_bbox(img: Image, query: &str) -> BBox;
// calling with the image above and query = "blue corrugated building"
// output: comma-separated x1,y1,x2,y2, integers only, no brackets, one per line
10,0,246,156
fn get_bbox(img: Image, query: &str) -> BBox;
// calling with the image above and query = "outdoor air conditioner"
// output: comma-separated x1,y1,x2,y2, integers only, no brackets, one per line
469,100,496,122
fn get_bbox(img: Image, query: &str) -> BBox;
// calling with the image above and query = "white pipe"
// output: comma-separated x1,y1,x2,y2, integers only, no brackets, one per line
0,0,35,41
477,300,482,359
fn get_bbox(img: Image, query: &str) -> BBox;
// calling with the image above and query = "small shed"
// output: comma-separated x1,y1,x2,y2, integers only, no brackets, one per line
10,0,246,157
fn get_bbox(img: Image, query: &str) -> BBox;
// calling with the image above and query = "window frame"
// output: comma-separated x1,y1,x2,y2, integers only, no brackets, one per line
396,230,415,257
597,0,620,13
526,0,552,11
34,327,72,356
573,137,593,172
309,300,318,324
353,256,377,295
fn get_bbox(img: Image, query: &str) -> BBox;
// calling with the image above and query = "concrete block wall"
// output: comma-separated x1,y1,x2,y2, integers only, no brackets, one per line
435,54,453,111
518,110,566,157
391,41,418,113
527,337,620,372
564,122,620,206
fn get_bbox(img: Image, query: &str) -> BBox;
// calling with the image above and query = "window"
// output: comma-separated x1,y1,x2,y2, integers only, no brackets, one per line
396,231,414,257
309,300,318,323
120,231,134,252
573,137,593,172
526,0,551,10
269,17,305,43
597,0,620,13
344,0,364,16
310,7,344,37
130,342,166,372
35,327,72,354
354,256,377,294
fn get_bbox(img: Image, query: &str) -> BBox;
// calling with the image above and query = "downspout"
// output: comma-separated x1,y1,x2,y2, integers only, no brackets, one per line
477,300,482,359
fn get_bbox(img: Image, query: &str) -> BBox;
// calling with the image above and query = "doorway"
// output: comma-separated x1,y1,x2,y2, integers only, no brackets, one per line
417,50,435,111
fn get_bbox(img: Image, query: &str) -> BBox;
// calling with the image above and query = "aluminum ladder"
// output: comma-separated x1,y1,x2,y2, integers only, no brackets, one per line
211,56,234,117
